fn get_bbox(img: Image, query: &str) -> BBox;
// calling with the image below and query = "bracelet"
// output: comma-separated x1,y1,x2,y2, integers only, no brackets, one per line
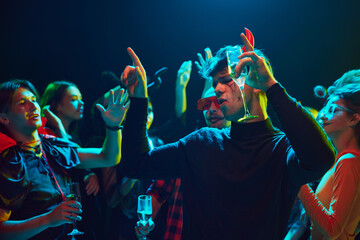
105,124,123,131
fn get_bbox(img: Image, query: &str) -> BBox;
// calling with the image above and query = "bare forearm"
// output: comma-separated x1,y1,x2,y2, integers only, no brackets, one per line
0,214,49,240
101,129,122,167
76,129,121,169
201,80,213,99
175,86,187,118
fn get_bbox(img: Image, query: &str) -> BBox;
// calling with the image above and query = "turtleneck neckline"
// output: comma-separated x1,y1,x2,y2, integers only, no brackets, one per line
230,118,276,141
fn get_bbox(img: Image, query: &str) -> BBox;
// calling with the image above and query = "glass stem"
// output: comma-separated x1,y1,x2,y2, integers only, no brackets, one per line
239,85,250,116
73,221,78,231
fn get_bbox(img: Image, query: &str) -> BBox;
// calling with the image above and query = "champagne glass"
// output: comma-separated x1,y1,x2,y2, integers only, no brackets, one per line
66,182,84,237
226,46,258,122
137,195,152,240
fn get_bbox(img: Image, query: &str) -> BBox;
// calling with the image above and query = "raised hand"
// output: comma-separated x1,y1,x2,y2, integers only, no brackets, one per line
120,48,147,98
46,201,82,228
235,31,277,92
42,105,68,139
195,47,212,71
96,88,129,128
195,47,214,98
176,60,192,89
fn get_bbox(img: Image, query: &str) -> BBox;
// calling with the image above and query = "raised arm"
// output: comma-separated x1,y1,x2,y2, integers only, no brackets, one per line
119,48,190,180
76,88,129,169
195,47,213,98
238,30,334,183
119,47,150,160
175,60,192,118
41,105,68,139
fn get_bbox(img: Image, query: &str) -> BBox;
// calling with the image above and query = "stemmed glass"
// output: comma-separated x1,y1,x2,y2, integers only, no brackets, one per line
226,46,258,122
137,195,152,240
66,182,83,238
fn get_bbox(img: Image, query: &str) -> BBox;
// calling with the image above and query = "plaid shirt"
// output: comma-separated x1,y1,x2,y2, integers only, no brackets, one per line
147,178,183,240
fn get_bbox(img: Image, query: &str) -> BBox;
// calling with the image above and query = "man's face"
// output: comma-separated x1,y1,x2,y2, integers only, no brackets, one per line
56,86,84,121
3,87,42,132
212,68,250,122
198,95,230,129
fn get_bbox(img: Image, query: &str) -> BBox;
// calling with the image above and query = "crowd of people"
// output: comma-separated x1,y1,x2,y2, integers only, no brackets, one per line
0,28,360,240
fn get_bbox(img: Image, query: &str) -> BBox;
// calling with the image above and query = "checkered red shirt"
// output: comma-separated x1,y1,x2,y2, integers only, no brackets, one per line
146,178,182,240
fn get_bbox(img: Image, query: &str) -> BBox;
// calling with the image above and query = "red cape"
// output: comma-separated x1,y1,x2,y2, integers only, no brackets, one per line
0,117,56,154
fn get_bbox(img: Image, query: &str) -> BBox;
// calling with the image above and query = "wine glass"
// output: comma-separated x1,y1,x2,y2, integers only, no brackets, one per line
226,46,258,122
66,182,84,237
137,195,152,240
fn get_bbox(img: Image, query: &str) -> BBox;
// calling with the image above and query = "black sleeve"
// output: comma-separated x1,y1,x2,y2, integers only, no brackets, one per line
120,97,151,177
119,97,188,179
266,83,335,185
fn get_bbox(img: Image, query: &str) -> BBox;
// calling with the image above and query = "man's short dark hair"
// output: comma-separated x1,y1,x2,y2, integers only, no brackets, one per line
0,79,39,134
0,79,39,114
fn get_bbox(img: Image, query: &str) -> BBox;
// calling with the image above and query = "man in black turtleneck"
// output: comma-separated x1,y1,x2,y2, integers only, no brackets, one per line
119,33,335,240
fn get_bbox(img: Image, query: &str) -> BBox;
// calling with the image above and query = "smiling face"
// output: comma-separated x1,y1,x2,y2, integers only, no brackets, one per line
319,96,356,140
2,87,42,134
56,86,84,122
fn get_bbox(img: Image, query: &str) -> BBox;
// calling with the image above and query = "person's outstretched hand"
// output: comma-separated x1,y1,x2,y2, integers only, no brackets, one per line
176,60,192,90
195,47,214,98
96,88,129,128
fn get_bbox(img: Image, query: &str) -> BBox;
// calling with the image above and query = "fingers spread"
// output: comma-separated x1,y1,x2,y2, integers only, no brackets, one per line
194,61,201,71
95,104,106,114
123,101,130,111
204,47,213,59
197,53,206,66
108,90,115,105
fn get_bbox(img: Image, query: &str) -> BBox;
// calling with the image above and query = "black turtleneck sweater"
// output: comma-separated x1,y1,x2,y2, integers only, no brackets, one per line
120,83,335,239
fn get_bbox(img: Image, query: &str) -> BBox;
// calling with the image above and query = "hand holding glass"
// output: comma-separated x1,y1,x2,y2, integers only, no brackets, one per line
66,182,83,237
137,195,152,240
226,46,258,122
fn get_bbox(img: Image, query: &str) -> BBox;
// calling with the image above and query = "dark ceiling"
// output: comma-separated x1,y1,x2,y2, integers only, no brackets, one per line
1,0,360,136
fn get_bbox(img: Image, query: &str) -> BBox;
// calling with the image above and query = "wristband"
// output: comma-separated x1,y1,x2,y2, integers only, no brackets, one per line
105,124,123,131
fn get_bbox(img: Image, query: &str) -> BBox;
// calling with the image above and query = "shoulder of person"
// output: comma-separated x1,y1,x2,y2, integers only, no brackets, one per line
41,134,80,148
335,152,360,177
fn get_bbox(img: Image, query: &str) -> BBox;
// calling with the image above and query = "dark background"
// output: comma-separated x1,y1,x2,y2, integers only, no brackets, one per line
1,0,360,138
